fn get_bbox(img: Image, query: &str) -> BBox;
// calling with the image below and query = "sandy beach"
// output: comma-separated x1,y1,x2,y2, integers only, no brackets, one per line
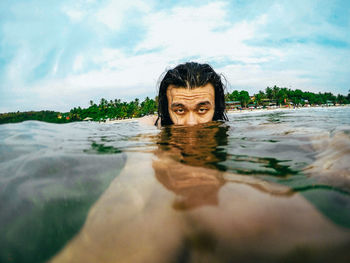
226,104,350,114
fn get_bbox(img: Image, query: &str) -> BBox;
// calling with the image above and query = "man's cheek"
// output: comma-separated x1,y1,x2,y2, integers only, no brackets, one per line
170,112,180,124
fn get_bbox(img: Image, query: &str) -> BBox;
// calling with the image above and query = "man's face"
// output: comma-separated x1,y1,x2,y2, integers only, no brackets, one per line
166,83,215,126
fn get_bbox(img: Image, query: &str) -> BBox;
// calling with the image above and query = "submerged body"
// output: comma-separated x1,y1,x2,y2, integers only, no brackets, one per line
1,107,350,263
52,152,350,263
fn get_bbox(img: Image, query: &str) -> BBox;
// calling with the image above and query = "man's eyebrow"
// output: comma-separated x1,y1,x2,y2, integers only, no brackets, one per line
196,101,212,107
170,103,185,108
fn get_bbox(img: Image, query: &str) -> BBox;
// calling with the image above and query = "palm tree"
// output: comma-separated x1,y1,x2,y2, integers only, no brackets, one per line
272,85,280,103
265,87,273,100
255,90,266,106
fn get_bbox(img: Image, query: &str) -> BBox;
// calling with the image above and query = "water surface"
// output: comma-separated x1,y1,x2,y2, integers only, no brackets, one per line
1,107,350,263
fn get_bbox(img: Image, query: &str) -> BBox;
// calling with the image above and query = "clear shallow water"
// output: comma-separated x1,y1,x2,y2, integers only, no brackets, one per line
1,107,350,263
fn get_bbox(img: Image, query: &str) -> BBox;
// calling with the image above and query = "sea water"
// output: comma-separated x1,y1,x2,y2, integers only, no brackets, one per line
1,107,350,263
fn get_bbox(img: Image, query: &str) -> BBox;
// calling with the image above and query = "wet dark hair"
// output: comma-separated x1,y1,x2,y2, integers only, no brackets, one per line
155,62,228,126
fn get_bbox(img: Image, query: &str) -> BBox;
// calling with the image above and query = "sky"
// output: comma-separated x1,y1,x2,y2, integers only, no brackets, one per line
0,0,350,113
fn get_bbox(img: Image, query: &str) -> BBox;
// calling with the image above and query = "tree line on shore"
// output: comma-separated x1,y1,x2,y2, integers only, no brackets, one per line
226,86,350,108
1,86,349,124
0,97,158,124
69,97,158,122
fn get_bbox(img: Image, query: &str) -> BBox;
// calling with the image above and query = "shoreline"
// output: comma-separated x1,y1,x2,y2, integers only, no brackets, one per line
101,105,350,124
226,104,350,115
102,117,139,124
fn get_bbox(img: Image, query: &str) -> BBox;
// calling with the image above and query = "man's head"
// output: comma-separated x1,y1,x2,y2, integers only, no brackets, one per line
156,62,228,126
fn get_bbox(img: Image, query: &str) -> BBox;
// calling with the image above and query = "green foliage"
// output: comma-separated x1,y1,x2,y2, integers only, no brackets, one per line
226,86,350,108
68,97,158,122
238,90,251,107
0,111,70,124
226,90,252,107
0,97,158,124
1,86,349,125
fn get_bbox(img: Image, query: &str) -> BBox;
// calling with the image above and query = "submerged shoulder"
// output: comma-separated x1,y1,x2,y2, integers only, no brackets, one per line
138,115,159,126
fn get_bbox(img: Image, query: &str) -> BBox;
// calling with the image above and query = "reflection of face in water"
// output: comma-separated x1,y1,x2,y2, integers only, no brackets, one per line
153,122,229,210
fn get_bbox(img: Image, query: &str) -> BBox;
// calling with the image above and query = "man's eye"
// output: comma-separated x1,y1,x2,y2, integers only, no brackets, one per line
175,109,185,114
198,108,208,114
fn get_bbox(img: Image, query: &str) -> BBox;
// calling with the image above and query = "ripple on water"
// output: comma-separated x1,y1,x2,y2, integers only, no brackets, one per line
0,108,350,262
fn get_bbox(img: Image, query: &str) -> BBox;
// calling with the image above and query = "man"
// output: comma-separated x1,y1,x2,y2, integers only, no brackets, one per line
155,62,228,126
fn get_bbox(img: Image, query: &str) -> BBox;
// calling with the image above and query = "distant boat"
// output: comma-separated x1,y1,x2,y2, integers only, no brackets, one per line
83,117,93,121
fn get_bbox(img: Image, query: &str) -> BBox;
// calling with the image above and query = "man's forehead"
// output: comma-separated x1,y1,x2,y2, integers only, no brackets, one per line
167,83,215,101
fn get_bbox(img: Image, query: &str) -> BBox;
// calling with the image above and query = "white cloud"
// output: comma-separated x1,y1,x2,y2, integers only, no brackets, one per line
220,64,311,93
19,1,284,110
6,47,38,91
73,55,84,72
61,0,91,22
2,0,349,112
63,8,85,22
95,0,150,31
136,2,274,62
32,49,169,94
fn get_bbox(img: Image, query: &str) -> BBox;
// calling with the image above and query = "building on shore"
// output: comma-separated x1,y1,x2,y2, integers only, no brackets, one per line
225,101,241,110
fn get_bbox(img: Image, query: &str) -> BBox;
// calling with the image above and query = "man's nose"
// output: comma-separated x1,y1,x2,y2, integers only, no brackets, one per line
185,111,198,126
